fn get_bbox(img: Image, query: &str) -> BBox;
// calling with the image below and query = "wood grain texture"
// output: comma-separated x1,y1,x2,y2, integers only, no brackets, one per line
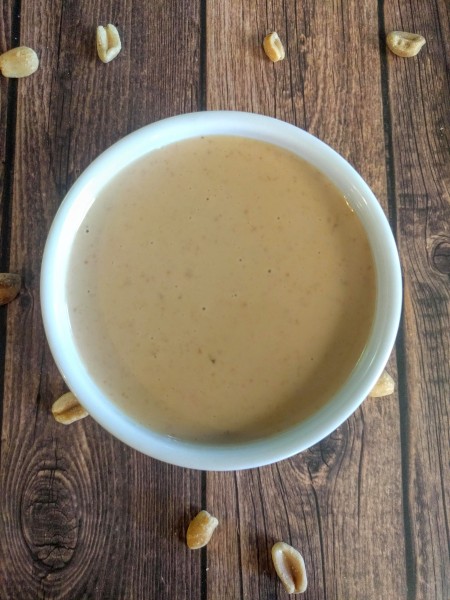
0,1,203,598
0,1,18,270
384,0,450,598
0,0,449,598
0,0,15,421
206,1,407,598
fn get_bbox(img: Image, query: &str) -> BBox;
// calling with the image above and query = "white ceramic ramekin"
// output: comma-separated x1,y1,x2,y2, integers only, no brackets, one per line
41,111,402,471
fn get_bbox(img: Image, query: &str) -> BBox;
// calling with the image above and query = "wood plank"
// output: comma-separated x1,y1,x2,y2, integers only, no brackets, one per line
384,1,450,597
206,1,407,598
0,1,203,597
0,2,15,266
1,0,447,598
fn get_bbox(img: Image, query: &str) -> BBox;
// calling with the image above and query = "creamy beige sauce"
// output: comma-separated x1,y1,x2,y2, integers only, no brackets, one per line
67,136,376,443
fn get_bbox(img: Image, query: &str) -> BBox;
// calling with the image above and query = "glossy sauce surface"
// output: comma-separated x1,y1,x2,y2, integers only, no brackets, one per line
67,136,376,442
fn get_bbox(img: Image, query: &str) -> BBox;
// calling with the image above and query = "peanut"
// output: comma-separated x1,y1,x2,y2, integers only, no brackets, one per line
52,392,89,425
96,24,122,63
369,370,395,397
0,46,39,78
263,32,285,62
272,542,307,594
0,273,21,305
386,31,426,58
186,510,218,549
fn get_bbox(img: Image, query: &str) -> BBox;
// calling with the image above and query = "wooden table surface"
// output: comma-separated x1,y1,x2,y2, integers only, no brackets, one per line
1,1,449,598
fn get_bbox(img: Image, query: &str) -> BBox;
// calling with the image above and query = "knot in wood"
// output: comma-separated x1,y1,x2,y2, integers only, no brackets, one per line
305,430,345,479
22,468,78,570
432,241,450,275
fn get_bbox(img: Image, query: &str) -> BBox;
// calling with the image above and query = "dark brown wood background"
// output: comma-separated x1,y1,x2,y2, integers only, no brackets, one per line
0,0,449,598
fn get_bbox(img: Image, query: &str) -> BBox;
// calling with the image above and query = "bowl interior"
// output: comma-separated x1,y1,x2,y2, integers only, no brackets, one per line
41,111,402,470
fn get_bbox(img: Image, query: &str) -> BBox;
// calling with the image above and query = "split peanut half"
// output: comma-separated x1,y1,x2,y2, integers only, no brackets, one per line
0,46,39,78
387,31,426,57
263,32,285,62
186,510,219,549
0,273,21,305
369,370,395,397
52,392,89,425
96,24,122,63
272,542,308,594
